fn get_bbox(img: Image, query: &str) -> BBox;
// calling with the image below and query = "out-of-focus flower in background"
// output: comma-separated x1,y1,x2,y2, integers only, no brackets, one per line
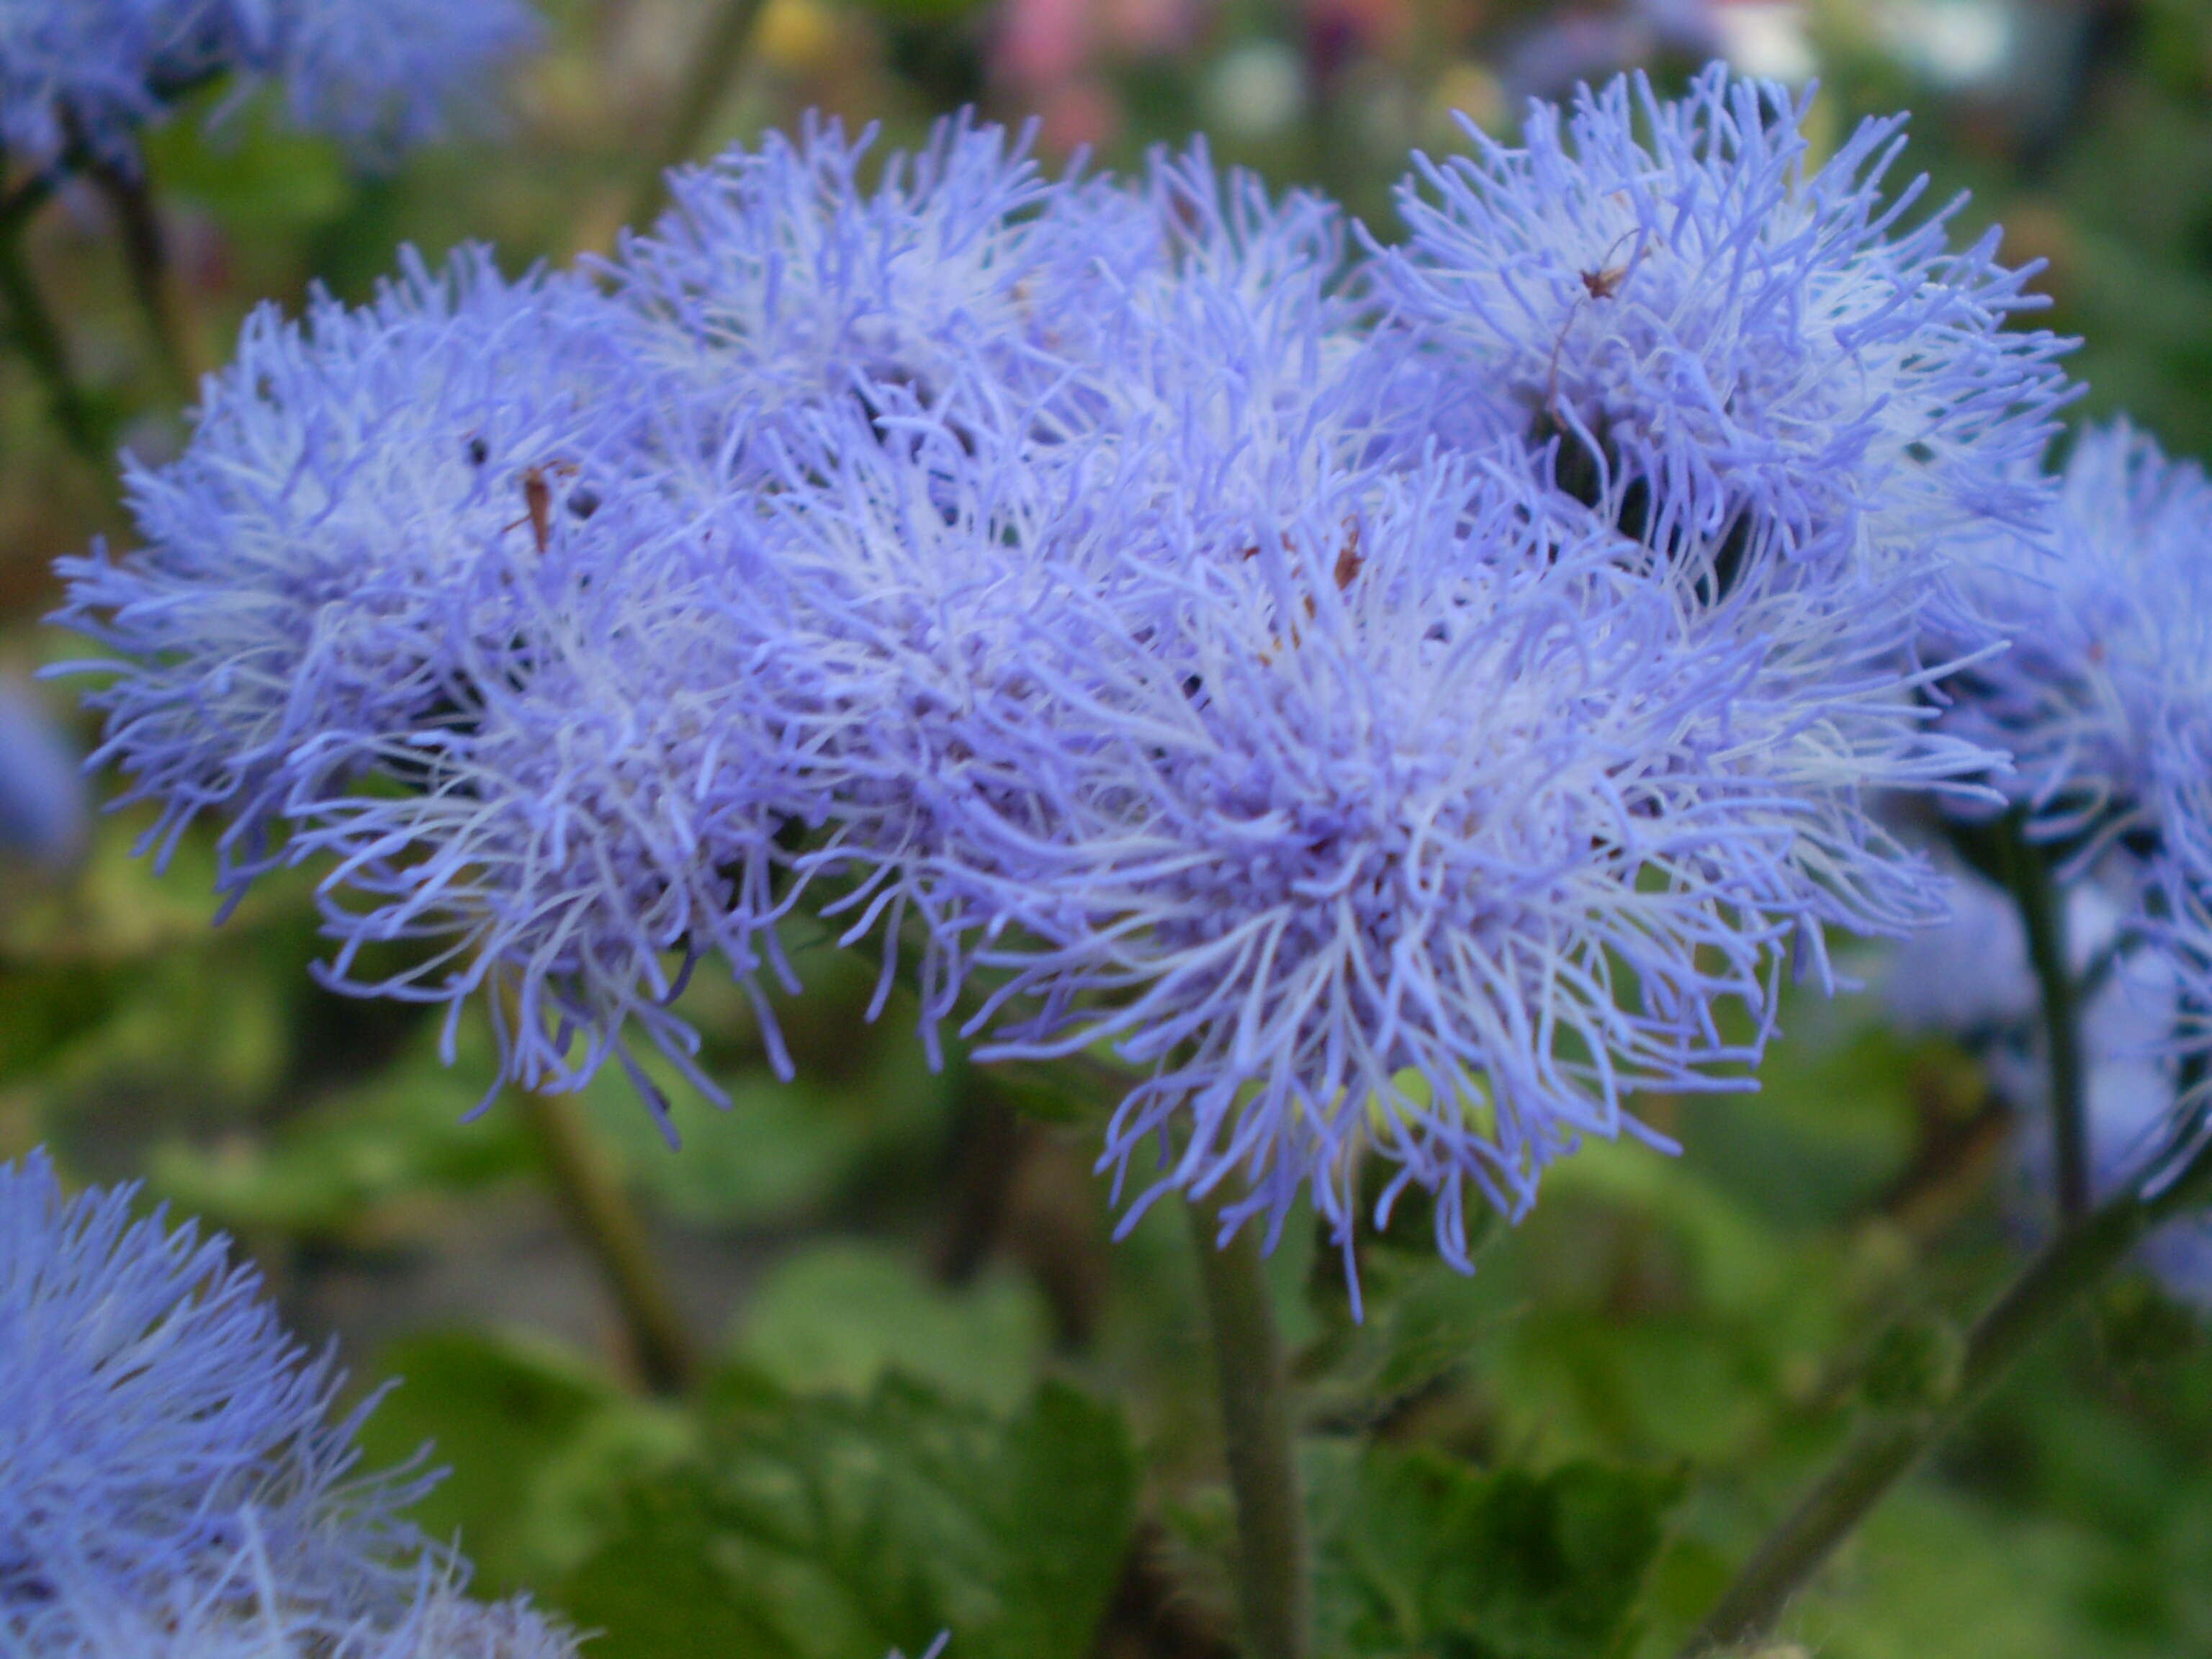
0,1146,585,1656
0,0,543,169
1499,0,1719,107
1886,866,2212,1308
0,678,86,870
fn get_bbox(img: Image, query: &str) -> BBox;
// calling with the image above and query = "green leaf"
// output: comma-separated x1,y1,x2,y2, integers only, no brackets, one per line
1316,1443,1681,1659
582,969,953,1230
141,91,353,233
729,1240,1051,1414
352,1330,673,1594
558,1376,1137,1659
1302,1256,1516,1426
146,1025,533,1236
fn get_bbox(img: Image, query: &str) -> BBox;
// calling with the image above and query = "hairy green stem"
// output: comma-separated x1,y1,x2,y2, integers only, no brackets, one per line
1187,1190,1311,1659
624,0,766,230
520,1087,700,1395
1678,1131,2212,1655
1999,814,2090,1220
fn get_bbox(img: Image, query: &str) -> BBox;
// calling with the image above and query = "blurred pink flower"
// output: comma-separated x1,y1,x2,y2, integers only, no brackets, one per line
1102,0,1195,57
1000,0,1092,87
1039,75,1123,149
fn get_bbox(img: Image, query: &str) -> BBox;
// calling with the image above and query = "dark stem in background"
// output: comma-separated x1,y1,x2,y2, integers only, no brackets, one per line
86,151,202,402
0,225,104,463
518,1086,700,1396
1998,811,2091,1220
624,0,766,232
1187,1187,1311,1659
1677,1128,2212,1655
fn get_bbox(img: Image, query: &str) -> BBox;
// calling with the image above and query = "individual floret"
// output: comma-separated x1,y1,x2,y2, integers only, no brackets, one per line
0,0,248,166
265,0,541,159
286,488,816,1118
951,458,1782,1277
0,1150,590,1658
1064,139,1447,533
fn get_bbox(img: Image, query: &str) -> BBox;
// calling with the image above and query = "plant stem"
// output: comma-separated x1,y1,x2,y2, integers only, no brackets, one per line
0,225,103,463
624,0,766,231
518,1085,700,1395
1187,1188,1310,1659
87,152,202,401
1999,812,2090,1220
1678,1130,2212,1655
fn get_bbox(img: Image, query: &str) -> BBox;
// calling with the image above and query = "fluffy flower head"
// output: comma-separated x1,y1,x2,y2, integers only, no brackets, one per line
0,1150,429,1651
1941,423,2212,863
53,246,654,883
607,111,1146,465
1380,65,2072,572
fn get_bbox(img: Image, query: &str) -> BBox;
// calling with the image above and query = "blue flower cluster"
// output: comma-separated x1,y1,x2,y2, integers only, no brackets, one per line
1927,419,2212,1183
1887,864,2212,1305
0,0,540,167
57,68,2086,1270
0,1148,580,1657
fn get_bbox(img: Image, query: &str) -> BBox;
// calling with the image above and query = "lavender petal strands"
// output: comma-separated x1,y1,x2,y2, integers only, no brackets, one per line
1943,422,2212,853
954,458,1793,1275
52,247,651,888
604,111,1149,466
0,1149,432,1650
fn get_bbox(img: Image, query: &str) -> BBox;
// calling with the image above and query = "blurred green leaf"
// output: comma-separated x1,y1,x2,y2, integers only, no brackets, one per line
1301,1256,1516,1426
559,1375,1137,1659
352,1329,680,1593
1315,1442,1681,1659
147,1024,531,1236
582,970,953,1229
143,95,354,233
730,1239,1051,1414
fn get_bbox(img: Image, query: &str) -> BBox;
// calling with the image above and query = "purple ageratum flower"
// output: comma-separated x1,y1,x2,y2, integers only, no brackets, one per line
602,110,1154,467
0,678,88,867
0,0,245,166
1375,66,2073,575
0,1148,436,1652
644,396,1179,1066
0,0,538,168
260,0,541,160
1939,422,2212,854
1071,140,1449,524
945,454,1855,1278
282,490,814,1120
52,246,656,890
1887,864,2212,1306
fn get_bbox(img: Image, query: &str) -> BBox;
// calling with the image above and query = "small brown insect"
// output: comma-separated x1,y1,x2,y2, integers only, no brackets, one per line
1578,261,1629,302
506,461,580,554
1546,228,1645,418
1332,523,1364,592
